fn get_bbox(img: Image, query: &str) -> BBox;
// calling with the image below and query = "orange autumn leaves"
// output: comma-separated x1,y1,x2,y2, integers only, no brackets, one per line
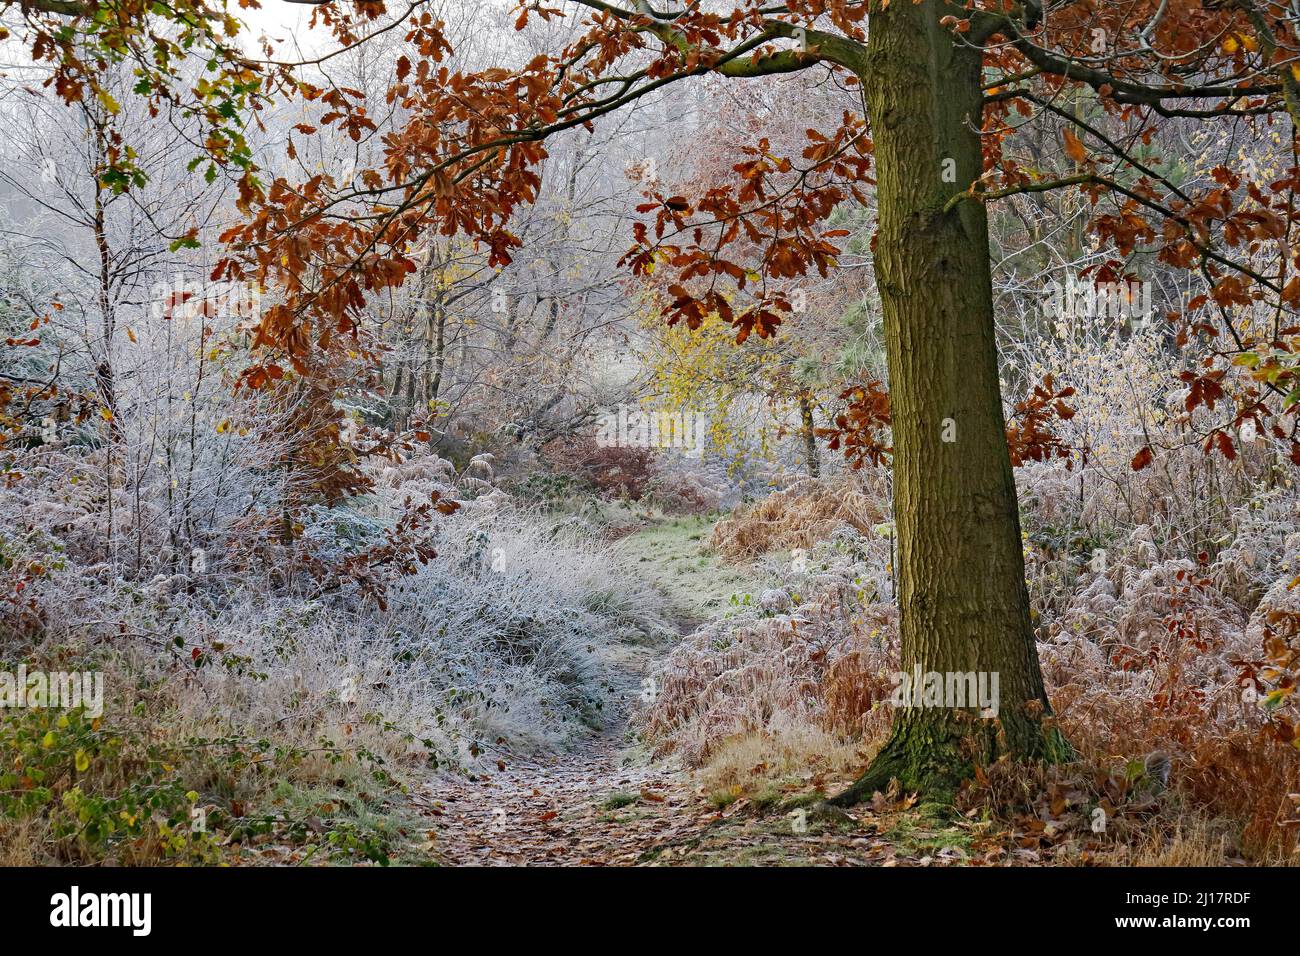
626,117,871,344
820,375,1078,472
211,2,885,379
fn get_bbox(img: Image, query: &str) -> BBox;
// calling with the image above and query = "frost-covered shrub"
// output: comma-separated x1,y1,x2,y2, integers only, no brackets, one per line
1040,559,1299,856
708,474,888,564
1049,558,1247,659
0,309,296,583
1012,326,1288,565
370,455,458,506
644,469,723,514
21,484,670,767
639,454,734,514
376,503,669,751
1210,491,1300,607
641,539,898,765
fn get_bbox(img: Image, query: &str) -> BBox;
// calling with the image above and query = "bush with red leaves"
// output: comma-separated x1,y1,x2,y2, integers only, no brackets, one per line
541,436,657,501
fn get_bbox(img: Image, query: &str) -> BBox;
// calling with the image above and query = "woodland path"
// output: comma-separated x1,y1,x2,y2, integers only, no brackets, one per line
411,608,707,865
410,519,986,867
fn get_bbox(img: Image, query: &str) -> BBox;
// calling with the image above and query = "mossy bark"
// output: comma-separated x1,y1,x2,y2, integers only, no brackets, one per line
832,2,1067,804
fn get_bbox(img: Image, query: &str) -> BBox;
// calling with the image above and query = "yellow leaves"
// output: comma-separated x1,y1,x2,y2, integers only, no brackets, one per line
99,407,114,422
95,88,121,116
41,730,57,749
419,829,439,853
75,749,90,773
1223,33,1259,54
216,419,231,434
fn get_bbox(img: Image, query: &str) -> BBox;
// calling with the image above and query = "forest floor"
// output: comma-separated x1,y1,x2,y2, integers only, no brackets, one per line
411,516,1005,867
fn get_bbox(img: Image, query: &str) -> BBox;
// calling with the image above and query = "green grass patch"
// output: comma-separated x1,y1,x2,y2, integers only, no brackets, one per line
617,515,754,620
600,791,639,811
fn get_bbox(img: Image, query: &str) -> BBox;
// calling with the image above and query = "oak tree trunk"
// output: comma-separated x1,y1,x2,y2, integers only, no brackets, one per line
834,2,1067,803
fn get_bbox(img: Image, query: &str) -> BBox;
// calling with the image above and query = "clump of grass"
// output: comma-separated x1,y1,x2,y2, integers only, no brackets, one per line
880,812,972,858
601,791,638,811
707,788,741,810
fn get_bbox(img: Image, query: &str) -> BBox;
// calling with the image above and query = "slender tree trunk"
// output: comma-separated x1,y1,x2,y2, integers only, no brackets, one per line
834,1,1066,803
429,298,447,405
403,349,416,418
92,140,120,564
799,391,820,478
93,148,117,432
391,361,406,430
